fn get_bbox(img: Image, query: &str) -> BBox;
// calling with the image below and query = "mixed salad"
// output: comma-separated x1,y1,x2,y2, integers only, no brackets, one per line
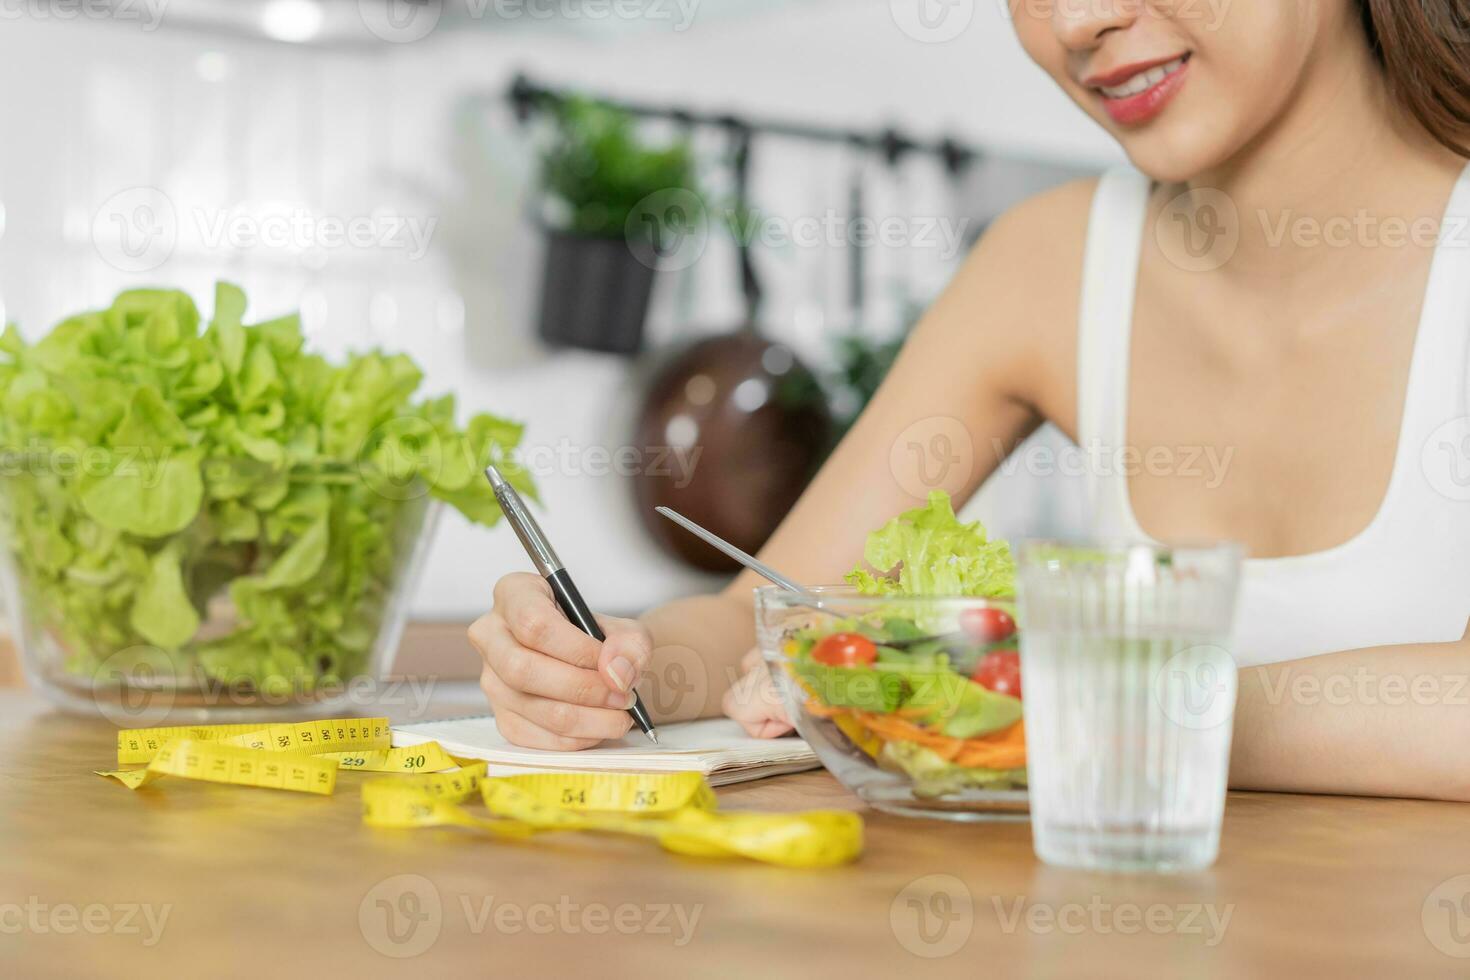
781,491,1026,798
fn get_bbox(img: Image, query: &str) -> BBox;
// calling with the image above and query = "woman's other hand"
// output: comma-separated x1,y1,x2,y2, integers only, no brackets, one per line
722,647,794,738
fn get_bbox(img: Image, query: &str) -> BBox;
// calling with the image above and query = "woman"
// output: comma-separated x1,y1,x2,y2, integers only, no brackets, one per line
470,0,1470,800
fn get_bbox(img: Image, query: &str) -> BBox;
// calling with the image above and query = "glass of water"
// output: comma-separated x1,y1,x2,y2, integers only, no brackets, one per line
1017,541,1243,872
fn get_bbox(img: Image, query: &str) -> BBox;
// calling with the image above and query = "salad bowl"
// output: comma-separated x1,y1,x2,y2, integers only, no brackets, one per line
0,282,532,723
757,586,1028,821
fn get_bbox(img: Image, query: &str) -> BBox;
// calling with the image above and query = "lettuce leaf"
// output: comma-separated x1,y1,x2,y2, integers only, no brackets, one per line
845,490,1015,598
129,547,201,649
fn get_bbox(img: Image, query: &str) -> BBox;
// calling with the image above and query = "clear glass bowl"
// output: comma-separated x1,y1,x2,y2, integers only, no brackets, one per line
0,458,440,726
756,586,1029,822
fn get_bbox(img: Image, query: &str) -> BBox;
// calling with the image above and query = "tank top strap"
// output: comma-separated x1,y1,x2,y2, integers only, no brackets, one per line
1076,168,1153,532
1400,162,1470,437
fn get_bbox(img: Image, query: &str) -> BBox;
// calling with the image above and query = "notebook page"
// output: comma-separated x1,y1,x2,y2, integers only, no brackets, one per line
393,715,817,782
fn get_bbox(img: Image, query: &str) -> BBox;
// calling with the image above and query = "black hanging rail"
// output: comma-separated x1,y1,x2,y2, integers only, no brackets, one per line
504,72,980,174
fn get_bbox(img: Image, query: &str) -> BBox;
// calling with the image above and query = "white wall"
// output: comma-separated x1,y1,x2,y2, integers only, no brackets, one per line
0,1,1120,620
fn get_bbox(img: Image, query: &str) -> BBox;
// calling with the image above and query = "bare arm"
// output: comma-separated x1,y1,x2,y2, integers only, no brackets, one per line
467,181,1093,747
1231,633,1470,801
472,171,1470,800
637,184,1094,723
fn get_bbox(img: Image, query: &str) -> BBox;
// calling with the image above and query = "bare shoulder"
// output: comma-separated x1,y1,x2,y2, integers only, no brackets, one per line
967,176,1096,318
986,176,1097,251
925,177,1099,420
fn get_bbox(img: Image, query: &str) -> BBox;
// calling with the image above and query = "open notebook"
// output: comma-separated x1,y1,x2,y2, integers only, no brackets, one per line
393,716,819,787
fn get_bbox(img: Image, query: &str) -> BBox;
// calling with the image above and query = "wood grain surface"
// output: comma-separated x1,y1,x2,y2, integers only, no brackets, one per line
3,686,1470,979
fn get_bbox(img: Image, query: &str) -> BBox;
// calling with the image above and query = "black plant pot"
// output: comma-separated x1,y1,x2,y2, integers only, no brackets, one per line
536,229,656,355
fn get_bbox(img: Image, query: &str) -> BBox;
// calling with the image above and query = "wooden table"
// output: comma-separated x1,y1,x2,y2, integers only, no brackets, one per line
4,688,1468,979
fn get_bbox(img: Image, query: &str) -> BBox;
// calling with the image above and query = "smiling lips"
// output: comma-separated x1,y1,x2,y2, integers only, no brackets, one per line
1086,53,1192,126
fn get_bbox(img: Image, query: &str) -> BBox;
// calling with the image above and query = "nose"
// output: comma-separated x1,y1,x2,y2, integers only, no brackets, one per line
1051,0,1140,50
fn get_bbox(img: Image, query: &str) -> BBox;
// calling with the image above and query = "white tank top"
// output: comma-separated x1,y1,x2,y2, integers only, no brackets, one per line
1077,164,1470,667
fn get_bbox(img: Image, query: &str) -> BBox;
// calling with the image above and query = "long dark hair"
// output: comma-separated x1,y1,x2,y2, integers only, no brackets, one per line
1357,0,1470,157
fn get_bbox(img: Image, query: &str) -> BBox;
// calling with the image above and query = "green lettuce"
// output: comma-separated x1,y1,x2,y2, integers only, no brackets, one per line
0,283,535,692
845,490,1015,598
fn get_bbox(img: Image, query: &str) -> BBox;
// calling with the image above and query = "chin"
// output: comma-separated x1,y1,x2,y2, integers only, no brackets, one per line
1112,116,1248,185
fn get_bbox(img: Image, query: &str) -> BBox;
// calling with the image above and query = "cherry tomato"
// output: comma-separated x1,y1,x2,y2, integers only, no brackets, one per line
810,632,878,668
970,648,1022,699
961,607,1017,643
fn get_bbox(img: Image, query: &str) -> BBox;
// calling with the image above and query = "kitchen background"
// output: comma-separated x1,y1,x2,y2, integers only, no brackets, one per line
0,0,1122,643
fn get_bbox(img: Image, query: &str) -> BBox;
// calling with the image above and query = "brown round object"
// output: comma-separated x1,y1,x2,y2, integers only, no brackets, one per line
632,333,832,572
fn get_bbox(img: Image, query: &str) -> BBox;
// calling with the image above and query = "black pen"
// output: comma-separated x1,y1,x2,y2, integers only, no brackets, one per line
484,464,658,743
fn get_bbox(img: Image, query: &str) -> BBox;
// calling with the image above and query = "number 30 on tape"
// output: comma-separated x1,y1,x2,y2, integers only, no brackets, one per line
95,720,865,868
97,718,457,795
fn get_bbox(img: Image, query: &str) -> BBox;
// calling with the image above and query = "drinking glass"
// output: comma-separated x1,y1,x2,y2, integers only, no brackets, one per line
1017,541,1243,872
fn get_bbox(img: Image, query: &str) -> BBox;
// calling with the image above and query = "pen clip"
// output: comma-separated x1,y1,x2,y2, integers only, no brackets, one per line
486,469,562,576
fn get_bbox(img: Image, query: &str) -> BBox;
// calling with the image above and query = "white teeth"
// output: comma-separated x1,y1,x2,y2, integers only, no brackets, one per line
1099,56,1184,99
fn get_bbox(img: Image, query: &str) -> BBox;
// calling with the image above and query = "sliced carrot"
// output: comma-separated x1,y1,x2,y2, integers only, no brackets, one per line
951,721,1026,769
805,697,843,719
806,696,1028,769
850,711,1026,769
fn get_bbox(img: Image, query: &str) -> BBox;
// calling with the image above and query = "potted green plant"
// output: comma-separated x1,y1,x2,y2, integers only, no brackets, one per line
535,98,699,355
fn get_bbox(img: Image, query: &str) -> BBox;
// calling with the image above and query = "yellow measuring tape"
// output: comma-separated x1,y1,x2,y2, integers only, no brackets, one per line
97,718,863,868
102,739,342,794
363,767,863,869
99,717,456,792
114,717,395,763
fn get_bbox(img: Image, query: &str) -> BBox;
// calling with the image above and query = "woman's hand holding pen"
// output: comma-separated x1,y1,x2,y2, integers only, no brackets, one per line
469,572,655,750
